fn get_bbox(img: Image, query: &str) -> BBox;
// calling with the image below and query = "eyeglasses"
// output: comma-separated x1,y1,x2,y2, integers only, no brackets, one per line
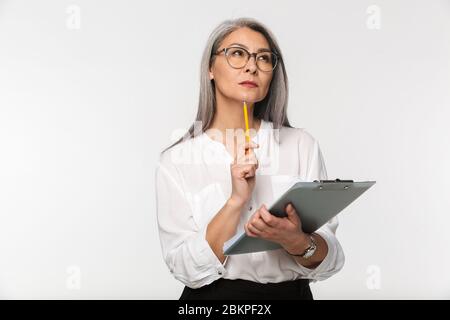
214,46,279,72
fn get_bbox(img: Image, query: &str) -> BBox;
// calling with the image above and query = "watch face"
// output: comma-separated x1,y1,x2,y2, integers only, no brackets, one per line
303,249,315,259
302,240,317,259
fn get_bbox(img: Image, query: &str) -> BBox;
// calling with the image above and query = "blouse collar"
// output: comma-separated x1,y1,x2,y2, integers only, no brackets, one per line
199,120,270,163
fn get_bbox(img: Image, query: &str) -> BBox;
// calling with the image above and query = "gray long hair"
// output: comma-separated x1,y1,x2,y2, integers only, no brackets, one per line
161,17,292,154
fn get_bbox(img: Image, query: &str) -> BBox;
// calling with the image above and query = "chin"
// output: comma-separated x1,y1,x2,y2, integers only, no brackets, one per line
236,93,262,104
243,97,264,104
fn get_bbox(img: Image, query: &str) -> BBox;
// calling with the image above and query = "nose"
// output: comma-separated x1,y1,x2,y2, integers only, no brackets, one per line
244,55,258,74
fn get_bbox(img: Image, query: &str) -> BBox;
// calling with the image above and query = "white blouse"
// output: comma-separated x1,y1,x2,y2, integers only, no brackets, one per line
155,120,345,289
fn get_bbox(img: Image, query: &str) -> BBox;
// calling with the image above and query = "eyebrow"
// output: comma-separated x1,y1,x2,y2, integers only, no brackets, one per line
227,42,271,52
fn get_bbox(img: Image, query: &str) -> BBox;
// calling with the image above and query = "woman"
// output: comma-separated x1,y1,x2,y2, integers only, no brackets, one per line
155,18,345,300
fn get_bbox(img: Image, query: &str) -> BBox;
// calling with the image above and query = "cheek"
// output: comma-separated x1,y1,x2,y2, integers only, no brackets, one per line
260,75,273,95
214,66,240,92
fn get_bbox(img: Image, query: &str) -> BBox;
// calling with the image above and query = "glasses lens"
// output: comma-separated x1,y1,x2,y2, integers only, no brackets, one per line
226,47,249,68
256,52,277,72
225,47,278,71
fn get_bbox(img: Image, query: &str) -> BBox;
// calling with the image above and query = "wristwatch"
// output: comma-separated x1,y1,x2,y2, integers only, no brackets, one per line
287,234,317,259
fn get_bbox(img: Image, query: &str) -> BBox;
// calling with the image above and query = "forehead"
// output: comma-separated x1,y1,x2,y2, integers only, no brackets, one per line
221,27,270,50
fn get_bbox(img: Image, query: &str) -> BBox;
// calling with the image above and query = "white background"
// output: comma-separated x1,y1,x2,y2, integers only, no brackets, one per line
1,0,449,299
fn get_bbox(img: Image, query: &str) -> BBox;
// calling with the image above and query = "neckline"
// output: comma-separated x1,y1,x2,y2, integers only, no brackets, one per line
201,120,268,163
202,119,267,147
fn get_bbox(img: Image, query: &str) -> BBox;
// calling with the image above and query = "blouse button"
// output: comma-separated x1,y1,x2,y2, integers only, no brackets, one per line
248,206,253,211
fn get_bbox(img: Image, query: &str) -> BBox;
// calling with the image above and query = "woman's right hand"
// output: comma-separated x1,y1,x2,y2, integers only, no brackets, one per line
229,141,259,208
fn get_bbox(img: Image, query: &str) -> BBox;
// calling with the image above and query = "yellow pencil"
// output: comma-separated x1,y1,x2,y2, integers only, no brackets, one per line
243,101,250,143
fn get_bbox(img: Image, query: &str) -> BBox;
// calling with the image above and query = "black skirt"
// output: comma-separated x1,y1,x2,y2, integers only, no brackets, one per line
179,278,313,300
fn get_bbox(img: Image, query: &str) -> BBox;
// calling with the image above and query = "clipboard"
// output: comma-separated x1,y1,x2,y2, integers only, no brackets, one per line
223,179,376,255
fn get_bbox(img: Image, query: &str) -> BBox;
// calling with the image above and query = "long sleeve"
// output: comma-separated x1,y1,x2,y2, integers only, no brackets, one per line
295,132,346,282
155,153,226,289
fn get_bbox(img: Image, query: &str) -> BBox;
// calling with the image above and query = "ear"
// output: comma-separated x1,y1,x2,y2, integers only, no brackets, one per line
209,70,214,80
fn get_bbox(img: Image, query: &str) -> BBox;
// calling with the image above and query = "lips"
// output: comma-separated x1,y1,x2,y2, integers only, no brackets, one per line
239,81,258,88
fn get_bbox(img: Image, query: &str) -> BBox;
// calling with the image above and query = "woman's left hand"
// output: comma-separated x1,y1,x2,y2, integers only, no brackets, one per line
244,203,309,250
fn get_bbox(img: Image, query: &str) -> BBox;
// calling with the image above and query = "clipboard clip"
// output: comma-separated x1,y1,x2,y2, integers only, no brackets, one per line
313,179,354,183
